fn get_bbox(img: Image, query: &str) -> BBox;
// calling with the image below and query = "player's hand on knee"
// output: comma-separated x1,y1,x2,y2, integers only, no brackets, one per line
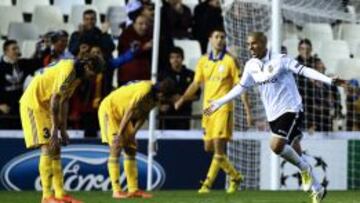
50,127,60,150
112,135,121,150
60,129,70,146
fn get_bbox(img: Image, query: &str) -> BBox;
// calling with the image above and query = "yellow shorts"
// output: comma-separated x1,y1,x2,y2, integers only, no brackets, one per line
202,110,233,141
98,103,136,149
20,103,52,149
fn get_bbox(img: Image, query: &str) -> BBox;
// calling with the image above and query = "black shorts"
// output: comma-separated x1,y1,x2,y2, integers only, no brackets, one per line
269,112,303,144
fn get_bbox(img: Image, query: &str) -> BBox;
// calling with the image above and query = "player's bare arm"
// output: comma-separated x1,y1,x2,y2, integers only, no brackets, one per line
175,81,201,110
204,83,247,116
50,93,61,150
113,107,135,148
132,116,146,135
59,98,70,146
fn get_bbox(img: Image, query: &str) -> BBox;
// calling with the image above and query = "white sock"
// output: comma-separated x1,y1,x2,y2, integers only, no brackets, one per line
280,145,309,171
301,156,322,193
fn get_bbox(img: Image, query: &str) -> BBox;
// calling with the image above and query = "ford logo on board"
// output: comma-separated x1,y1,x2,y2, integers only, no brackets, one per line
0,145,165,191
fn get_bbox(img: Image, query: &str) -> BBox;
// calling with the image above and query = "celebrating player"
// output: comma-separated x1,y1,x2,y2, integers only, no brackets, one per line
19,56,104,203
174,27,253,194
98,79,175,199
204,32,347,203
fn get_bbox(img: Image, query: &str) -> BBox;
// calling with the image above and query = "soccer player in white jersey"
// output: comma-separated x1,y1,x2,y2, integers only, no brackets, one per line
204,32,347,203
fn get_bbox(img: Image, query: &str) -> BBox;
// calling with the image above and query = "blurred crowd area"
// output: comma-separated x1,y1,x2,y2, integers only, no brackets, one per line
0,0,359,136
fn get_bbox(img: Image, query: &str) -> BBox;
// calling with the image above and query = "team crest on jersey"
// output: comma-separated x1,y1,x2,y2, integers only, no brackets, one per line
268,65,274,73
218,65,225,73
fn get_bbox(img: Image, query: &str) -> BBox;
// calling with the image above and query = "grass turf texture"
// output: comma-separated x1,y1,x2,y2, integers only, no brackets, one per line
0,190,359,203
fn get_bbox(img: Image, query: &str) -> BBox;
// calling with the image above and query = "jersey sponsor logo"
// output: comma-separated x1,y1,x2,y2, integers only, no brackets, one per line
255,78,278,86
218,65,225,73
0,145,165,191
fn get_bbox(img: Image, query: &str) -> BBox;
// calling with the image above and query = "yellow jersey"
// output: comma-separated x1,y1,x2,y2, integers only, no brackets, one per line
20,59,80,110
101,80,156,119
194,52,240,111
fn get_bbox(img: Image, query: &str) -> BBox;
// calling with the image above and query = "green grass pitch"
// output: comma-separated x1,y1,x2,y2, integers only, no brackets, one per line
0,190,359,203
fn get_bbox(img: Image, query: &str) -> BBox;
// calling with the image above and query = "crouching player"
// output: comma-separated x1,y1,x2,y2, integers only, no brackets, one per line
98,79,175,199
19,56,104,203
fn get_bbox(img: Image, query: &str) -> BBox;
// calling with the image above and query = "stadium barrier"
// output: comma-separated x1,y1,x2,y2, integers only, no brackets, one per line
0,130,358,191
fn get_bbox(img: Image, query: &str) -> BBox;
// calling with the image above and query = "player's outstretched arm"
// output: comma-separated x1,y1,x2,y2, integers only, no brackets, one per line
174,81,200,110
287,57,347,86
299,67,348,86
204,84,246,116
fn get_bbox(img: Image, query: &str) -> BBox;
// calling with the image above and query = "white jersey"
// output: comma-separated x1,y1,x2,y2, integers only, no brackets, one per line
240,50,331,121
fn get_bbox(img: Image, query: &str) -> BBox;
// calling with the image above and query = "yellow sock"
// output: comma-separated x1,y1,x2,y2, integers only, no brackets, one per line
124,156,138,193
52,157,65,199
108,156,121,192
218,155,241,180
202,155,221,188
39,153,52,199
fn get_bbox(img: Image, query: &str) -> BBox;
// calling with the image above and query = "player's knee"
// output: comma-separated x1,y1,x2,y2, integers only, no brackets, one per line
124,147,136,157
204,146,213,153
270,141,285,155
40,144,50,155
204,142,214,153
271,146,283,155
271,142,287,154
109,145,121,157
213,139,226,155
52,148,61,157
270,135,287,154
40,144,60,156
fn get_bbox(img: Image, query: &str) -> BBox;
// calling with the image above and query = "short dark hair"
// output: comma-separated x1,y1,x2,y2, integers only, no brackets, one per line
50,30,69,43
157,78,176,97
169,47,184,59
80,54,105,73
208,26,226,37
298,38,312,48
3,39,17,52
83,9,97,17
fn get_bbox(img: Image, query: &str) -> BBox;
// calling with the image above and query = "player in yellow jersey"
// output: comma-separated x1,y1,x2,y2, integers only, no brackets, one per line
175,27,253,194
98,79,175,199
19,55,104,203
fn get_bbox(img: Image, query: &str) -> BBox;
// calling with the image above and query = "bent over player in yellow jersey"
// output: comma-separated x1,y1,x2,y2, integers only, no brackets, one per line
98,79,175,199
19,56,104,203
175,27,253,194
